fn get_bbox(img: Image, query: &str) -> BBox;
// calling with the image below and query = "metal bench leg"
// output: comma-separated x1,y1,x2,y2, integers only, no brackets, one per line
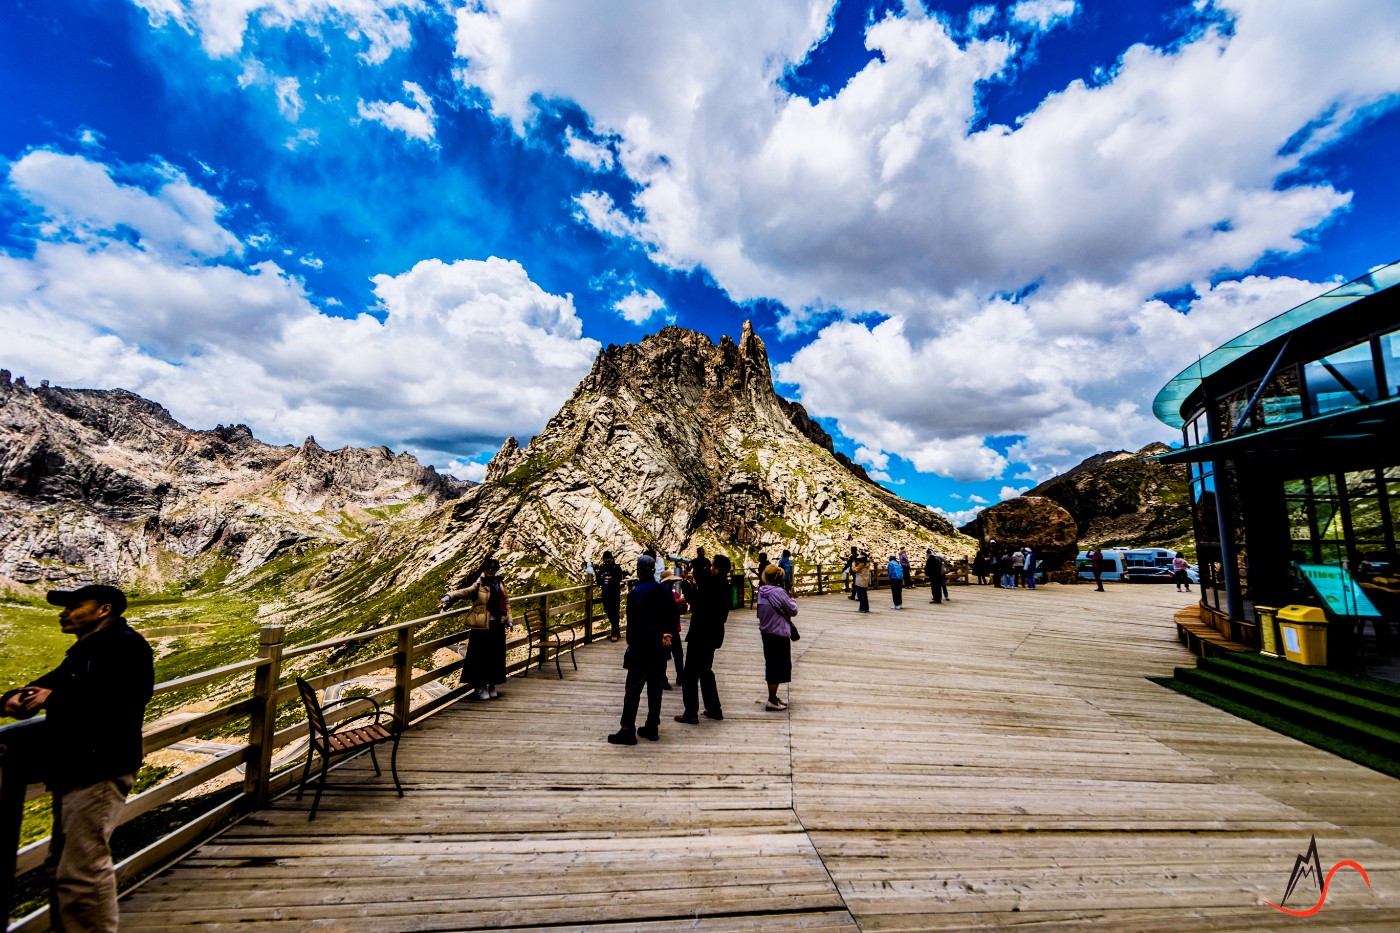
390,734,404,797
309,757,331,821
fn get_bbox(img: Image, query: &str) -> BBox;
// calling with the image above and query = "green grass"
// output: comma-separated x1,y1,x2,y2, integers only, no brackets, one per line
0,600,70,688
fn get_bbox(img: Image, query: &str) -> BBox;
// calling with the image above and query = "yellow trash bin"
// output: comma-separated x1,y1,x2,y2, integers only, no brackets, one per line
1276,605,1328,666
1256,606,1281,658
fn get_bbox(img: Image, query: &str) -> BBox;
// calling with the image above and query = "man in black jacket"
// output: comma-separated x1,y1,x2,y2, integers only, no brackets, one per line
675,555,731,724
594,550,625,642
607,556,678,745
2,584,154,933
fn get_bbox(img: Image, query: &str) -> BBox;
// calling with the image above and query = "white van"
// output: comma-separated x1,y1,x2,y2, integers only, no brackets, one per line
1077,548,1197,583
1076,548,1130,582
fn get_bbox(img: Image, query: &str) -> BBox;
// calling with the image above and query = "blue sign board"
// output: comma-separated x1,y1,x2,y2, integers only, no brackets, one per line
1298,563,1381,618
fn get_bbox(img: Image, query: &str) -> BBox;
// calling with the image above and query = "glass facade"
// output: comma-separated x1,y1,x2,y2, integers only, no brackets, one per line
1302,339,1382,415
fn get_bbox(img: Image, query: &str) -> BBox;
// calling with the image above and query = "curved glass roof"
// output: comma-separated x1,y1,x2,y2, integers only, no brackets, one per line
1153,260,1400,429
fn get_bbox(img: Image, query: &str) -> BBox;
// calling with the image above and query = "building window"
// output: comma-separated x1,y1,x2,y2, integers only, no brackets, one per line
1382,330,1400,399
1303,339,1380,415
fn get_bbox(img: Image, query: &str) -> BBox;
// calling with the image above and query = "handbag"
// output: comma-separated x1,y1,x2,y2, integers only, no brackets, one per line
789,621,800,641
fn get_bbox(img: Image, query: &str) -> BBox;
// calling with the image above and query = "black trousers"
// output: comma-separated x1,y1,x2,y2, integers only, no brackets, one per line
620,661,665,731
602,591,621,638
930,577,943,603
890,580,903,607
666,630,684,682
680,638,722,715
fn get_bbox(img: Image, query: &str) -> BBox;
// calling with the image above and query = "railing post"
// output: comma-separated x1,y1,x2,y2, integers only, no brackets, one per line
583,581,595,645
817,567,824,595
394,627,414,725
538,593,551,670
244,625,284,807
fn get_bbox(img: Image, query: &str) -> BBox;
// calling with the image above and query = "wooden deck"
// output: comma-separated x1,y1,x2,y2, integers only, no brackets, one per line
120,583,1400,931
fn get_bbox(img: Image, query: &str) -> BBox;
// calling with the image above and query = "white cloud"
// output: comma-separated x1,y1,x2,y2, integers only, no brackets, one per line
853,446,888,471
611,289,665,324
968,494,988,505
564,127,614,170
1,152,600,472
1010,0,1077,32
999,485,1030,501
358,80,437,143
275,76,304,120
933,504,983,527
446,0,1400,477
132,0,421,63
444,458,488,482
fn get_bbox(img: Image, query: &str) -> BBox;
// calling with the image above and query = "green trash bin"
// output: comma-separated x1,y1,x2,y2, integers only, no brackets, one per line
731,573,746,609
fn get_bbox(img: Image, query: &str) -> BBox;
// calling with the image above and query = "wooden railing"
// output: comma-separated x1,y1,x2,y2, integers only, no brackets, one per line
1,582,601,931
733,561,970,607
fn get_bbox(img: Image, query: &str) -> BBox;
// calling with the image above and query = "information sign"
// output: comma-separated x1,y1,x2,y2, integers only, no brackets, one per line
1297,563,1381,618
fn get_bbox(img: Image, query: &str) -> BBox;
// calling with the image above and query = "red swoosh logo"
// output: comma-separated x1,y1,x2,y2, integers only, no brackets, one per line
1265,861,1371,916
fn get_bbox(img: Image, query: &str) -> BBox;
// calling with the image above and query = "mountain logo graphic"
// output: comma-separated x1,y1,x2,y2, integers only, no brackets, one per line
1265,835,1371,916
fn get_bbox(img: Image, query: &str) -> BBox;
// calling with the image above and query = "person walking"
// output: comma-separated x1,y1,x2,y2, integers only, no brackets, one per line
608,555,679,745
925,549,945,604
756,565,798,710
1088,547,1105,591
852,552,872,612
441,557,512,700
594,550,625,642
886,553,904,609
1173,552,1192,592
3,585,154,933
676,555,732,724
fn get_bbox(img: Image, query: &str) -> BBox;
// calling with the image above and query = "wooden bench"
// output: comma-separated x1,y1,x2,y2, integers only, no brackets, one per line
294,678,405,821
1174,607,1250,658
522,609,578,679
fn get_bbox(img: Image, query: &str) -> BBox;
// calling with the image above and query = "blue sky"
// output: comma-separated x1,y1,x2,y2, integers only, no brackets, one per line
3,0,1399,526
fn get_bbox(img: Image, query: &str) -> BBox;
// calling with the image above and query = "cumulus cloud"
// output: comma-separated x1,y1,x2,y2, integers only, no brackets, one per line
1,151,599,471
358,80,437,143
611,289,665,324
1010,0,1077,32
933,504,983,527
564,127,614,170
999,485,1030,501
132,0,421,63
449,0,1400,480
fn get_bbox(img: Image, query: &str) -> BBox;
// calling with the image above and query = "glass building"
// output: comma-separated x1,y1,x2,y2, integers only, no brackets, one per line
1153,260,1400,648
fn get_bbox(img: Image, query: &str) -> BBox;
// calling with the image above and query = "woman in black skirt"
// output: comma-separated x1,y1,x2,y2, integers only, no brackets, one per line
440,557,512,700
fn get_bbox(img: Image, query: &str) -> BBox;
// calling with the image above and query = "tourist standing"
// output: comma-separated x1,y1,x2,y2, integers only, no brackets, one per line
441,557,512,699
999,551,1014,589
852,553,872,612
676,555,731,724
777,549,794,592
841,545,857,596
925,549,945,604
1023,547,1037,589
1173,552,1192,592
973,550,990,585
595,550,625,642
898,549,913,588
1011,548,1026,588
1088,547,1105,591
608,555,679,745
886,553,904,609
756,565,798,710
2,585,153,933
657,567,687,689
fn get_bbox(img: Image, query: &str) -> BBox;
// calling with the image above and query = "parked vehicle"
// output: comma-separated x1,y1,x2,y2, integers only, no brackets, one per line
1076,548,1197,583
1123,566,1200,584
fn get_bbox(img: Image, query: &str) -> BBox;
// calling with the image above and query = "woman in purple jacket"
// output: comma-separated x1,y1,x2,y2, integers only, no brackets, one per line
756,564,798,710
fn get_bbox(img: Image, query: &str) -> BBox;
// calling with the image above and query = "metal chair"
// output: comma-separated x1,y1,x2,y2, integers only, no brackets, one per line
295,678,405,821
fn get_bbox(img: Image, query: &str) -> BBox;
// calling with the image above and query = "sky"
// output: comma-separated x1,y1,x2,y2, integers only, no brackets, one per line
3,0,1400,526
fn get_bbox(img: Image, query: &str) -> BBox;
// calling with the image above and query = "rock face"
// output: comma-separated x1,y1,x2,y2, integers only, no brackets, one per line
0,370,468,590
314,322,976,602
960,496,1080,571
963,439,1192,554
1024,443,1191,549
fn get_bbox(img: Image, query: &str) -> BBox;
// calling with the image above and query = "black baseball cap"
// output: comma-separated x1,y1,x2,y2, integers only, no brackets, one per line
47,584,127,617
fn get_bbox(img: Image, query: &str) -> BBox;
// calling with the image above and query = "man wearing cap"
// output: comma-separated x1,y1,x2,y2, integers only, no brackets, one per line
594,550,625,642
2,584,154,933
607,555,679,745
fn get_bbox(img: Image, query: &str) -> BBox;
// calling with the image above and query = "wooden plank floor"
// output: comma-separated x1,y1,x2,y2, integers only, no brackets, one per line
120,583,1400,931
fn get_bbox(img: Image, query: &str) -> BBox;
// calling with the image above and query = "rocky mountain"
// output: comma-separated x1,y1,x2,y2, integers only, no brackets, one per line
973,442,1191,552
0,371,468,591
307,322,975,612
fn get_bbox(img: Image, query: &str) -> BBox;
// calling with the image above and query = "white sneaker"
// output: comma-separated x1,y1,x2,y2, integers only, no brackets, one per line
765,699,787,711
488,685,499,699
476,687,490,700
